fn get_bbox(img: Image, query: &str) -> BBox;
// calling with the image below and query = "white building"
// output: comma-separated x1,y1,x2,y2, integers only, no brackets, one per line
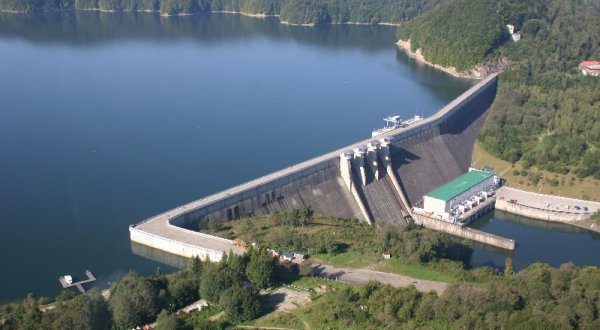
422,169,499,221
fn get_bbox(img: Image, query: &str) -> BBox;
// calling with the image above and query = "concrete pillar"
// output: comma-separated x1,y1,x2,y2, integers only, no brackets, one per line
367,141,381,180
378,136,392,169
339,151,354,191
341,150,372,224
353,145,367,186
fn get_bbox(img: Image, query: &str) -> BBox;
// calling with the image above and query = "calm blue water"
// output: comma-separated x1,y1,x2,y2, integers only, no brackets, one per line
0,11,598,303
470,210,600,271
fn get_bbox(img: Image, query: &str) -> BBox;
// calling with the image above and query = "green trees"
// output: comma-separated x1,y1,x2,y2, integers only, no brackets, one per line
218,286,260,323
246,249,275,289
51,291,112,330
298,264,600,329
0,0,444,24
398,0,506,71
478,0,600,177
279,0,445,25
155,309,190,330
108,271,164,329
378,223,472,264
199,267,238,304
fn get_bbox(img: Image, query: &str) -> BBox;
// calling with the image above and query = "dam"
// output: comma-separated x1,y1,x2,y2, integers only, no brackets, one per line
130,73,515,261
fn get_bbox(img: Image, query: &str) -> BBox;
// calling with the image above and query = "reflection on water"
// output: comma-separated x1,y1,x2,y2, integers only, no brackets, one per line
131,242,190,270
0,11,396,50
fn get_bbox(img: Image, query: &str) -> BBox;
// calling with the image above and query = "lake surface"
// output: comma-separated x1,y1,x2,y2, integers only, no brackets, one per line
0,11,472,303
0,11,597,303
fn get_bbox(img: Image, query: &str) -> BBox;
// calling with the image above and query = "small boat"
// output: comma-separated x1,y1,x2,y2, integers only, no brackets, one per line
64,275,73,285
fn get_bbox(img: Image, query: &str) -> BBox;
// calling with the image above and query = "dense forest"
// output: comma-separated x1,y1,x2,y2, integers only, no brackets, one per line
0,0,444,23
399,0,600,179
397,0,506,71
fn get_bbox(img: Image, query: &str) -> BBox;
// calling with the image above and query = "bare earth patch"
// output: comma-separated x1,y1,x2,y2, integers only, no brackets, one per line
261,288,311,313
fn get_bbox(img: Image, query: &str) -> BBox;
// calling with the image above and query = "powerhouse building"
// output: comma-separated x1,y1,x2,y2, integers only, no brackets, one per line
422,168,499,221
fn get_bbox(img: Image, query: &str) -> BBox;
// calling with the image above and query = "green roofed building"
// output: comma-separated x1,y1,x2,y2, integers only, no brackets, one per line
422,169,499,220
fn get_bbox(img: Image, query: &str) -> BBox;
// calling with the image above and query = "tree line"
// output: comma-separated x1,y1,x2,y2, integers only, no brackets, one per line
0,0,444,24
300,262,600,329
0,249,282,329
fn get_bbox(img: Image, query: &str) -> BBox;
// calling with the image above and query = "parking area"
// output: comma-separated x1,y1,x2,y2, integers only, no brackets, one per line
497,187,600,215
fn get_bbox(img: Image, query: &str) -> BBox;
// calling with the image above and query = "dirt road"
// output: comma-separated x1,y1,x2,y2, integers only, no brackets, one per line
312,264,448,295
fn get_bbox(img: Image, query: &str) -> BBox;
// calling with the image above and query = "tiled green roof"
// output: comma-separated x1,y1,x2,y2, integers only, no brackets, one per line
425,170,494,201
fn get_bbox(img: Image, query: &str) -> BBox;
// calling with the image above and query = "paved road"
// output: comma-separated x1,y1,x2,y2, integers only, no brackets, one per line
311,264,448,295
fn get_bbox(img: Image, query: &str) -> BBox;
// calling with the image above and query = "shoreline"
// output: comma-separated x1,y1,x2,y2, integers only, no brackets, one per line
0,7,400,27
396,39,484,79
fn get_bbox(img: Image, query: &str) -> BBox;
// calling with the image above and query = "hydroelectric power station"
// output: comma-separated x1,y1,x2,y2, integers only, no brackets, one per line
130,73,516,262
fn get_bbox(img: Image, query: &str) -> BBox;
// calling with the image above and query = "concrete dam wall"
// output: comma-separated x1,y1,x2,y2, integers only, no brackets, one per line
390,76,497,206
130,74,506,260
173,161,365,229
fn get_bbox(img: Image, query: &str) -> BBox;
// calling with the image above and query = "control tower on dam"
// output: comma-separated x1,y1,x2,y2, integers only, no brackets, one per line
130,74,503,260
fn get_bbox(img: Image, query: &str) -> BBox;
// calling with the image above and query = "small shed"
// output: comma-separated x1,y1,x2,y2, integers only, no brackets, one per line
382,252,391,260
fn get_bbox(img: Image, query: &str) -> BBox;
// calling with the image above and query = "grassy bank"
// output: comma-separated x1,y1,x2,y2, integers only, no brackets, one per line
473,143,600,201
201,210,473,283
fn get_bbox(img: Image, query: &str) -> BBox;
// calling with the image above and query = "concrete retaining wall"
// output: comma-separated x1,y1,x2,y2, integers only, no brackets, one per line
495,199,591,222
130,226,227,261
411,213,516,250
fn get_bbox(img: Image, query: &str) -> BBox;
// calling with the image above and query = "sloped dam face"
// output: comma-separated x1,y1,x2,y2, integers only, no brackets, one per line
169,75,498,229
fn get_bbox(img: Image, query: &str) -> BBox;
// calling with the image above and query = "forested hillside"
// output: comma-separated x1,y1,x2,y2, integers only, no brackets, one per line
481,0,600,180
400,0,600,179
397,0,506,71
0,0,444,23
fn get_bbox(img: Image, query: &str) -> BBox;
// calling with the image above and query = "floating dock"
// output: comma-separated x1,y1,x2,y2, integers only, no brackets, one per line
59,270,96,294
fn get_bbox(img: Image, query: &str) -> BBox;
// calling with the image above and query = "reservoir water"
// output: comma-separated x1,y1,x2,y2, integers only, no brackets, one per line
0,11,598,303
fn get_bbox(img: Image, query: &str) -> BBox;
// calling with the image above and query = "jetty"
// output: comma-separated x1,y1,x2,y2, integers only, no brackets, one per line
59,270,96,294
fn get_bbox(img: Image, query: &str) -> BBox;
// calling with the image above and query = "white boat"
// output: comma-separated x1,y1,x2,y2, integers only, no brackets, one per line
371,115,423,137
64,275,73,285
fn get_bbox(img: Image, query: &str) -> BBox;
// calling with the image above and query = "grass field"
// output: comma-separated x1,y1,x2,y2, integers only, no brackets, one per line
311,251,455,282
472,143,600,201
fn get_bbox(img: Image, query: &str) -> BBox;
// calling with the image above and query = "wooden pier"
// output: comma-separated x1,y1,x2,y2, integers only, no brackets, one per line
59,270,96,294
